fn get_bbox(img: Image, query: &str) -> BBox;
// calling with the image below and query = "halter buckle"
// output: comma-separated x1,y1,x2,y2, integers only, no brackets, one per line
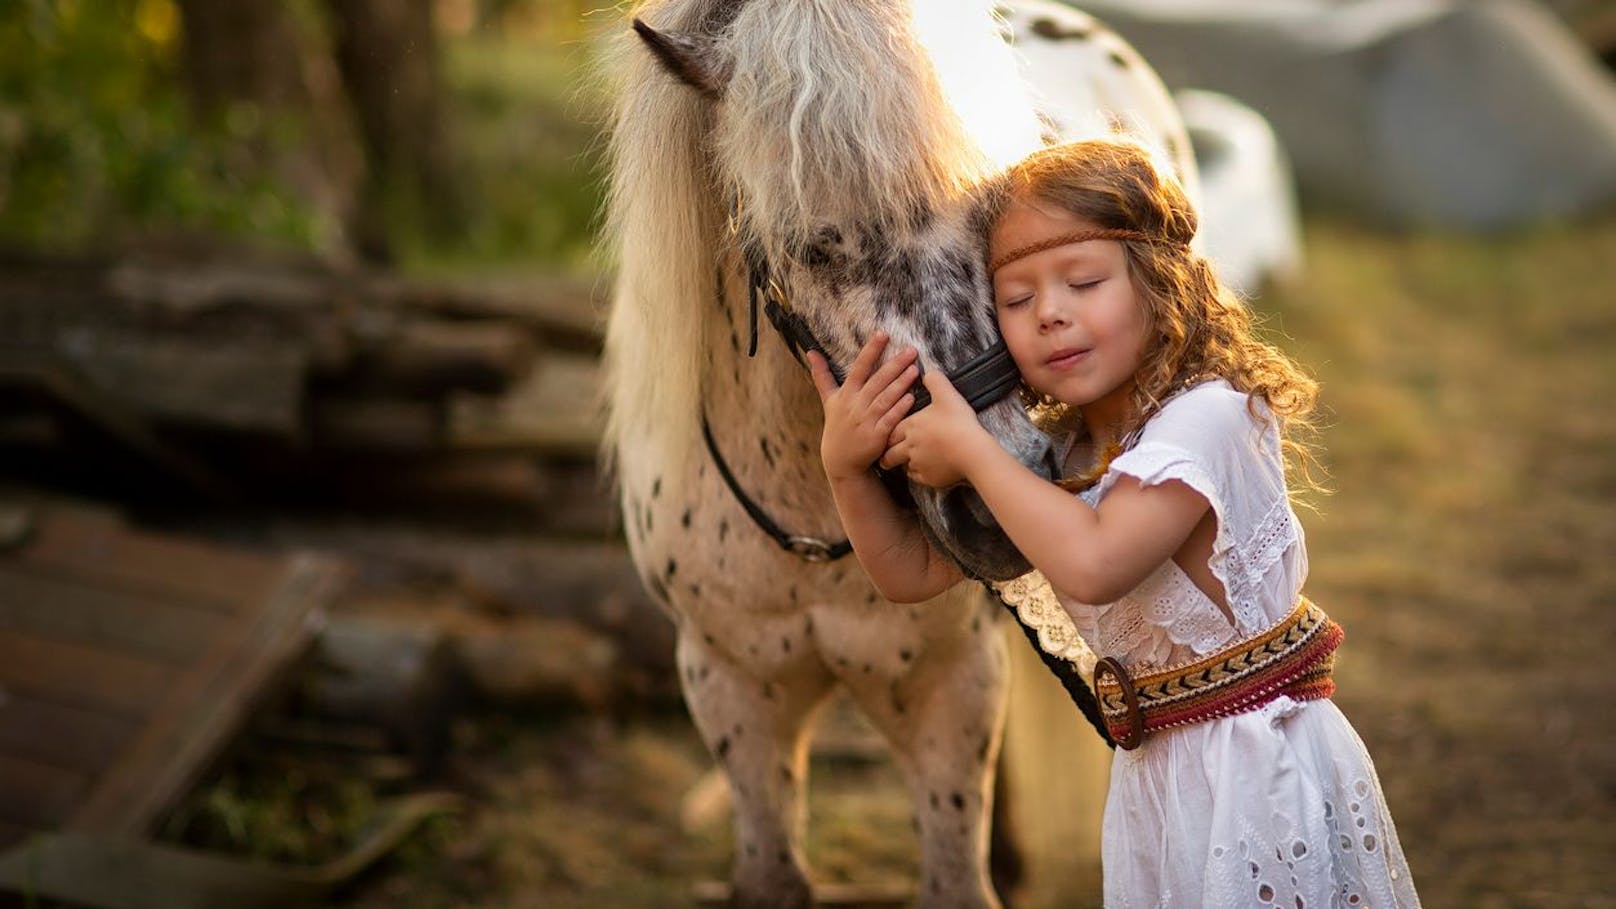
765,276,790,311
785,535,838,562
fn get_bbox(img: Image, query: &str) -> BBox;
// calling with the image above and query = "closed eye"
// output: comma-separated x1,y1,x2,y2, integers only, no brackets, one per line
999,295,1032,309
1069,279,1103,292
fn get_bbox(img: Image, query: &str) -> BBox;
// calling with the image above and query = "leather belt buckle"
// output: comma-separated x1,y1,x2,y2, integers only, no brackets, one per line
1094,656,1145,750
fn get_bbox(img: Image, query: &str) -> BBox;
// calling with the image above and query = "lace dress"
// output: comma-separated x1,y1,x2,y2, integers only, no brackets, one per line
996,380,1420,909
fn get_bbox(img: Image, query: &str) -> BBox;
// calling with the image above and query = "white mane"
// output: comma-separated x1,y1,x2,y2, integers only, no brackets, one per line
717,0,1038,257
600,0,1043,473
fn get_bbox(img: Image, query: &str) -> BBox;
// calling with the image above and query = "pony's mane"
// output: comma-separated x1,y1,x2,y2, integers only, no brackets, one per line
600,0,726,474
718,0,1028,256
600,0,1041,473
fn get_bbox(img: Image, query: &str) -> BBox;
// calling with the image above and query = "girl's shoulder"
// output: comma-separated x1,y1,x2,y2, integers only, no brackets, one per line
1095,378,1288,520
1136,379,1272,451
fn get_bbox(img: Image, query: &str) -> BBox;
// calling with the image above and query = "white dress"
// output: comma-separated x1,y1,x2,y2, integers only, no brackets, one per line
1020,380,1421,909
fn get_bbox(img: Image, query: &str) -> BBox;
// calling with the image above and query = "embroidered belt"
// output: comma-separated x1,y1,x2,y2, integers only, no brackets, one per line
1093,597,1344,750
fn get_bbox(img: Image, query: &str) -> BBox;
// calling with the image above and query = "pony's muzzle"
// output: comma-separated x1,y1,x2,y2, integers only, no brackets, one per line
931,439,1058,582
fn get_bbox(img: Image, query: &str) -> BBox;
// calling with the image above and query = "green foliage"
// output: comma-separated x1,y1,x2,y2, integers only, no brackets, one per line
0,0,318,251
393,31,609,273
0,0,609,267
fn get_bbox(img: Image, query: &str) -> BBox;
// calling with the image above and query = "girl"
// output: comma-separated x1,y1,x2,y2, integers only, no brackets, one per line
807,139,1420,907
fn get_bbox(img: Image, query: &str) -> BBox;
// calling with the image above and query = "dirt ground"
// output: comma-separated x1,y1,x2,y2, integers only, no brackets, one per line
157,218,1616,909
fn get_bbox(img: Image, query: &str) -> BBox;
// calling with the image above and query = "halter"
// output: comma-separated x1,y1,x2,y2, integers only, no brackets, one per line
702,195,1024,562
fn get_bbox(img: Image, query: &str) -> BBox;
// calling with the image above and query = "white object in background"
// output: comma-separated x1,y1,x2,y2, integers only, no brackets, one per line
1176,89,1304,295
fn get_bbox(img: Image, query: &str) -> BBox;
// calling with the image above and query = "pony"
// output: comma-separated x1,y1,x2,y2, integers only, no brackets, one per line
600,2,1193,905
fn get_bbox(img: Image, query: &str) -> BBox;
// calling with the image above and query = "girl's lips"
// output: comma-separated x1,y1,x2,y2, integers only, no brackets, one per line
1046,348,1091,369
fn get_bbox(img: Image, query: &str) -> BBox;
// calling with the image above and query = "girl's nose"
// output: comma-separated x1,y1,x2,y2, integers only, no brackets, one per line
1037,297,1068,331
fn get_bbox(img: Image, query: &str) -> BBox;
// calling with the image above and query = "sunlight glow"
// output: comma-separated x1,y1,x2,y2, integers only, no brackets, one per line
911,0,1045,174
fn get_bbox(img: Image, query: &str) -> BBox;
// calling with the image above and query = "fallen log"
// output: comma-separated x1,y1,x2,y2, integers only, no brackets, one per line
338,318,535,397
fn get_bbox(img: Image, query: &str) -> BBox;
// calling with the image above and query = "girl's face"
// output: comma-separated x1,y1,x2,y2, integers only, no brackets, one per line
989,197,1149,426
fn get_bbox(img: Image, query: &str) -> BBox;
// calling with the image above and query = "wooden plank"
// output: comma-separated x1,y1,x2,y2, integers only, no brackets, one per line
61,334,308,436
67,554,343,834
0,754,88,828
0,504,343,841
15,511,285,612
0,630,177,717
339,319,535,396
382,272,605,352
0,694,139,776
0,569,226,662
447,351,603,457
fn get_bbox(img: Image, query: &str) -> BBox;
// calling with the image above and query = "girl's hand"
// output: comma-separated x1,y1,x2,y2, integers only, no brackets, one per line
808,334,919,482
882,369,995,488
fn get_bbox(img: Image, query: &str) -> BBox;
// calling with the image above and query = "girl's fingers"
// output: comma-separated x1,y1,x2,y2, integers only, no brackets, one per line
878,393,915,431
843,332,889,389
865,347,918,397
806,350,837,401
870,364,919,413
922,367,963,403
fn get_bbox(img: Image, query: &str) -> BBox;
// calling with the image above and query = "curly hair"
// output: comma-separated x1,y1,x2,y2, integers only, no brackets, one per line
986,138,1323,494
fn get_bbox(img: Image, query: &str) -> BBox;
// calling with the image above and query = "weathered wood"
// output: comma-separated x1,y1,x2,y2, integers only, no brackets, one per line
64,334,308,436
448,350,603,458
69,553,344,834
0,754,89,828
307,397,446,452
378,273,604,352
342,319,535,396
448,611,620,709
0,568,228,662
0,630,178,716
299,613,460,765
16,505,288,610
0,352,239,499
0,695,138,776
256,526,677,699
0,504,345,841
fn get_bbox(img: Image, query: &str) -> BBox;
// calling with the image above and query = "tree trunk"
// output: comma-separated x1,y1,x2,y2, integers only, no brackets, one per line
326,0,464,263
174,0,364,260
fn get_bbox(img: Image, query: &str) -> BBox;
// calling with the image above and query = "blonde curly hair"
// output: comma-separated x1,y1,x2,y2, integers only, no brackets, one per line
986,138,1323,494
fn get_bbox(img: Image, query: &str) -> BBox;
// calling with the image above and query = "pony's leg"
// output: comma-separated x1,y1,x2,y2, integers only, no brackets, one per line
677,624,835,909
848,615,1010,909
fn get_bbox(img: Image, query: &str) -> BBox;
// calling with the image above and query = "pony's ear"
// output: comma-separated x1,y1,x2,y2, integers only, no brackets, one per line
632,18,731,96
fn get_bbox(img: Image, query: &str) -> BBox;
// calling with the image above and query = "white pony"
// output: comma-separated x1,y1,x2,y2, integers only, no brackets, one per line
600,2,1192,905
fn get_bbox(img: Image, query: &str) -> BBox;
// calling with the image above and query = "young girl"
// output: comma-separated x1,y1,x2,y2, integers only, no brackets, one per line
807,139,1420,907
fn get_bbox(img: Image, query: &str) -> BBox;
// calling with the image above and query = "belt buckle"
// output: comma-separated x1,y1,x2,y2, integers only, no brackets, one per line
1094,656,1145,750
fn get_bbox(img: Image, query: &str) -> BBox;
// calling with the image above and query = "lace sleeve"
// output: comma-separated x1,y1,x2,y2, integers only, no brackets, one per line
987,572,1111,743
989,570,1096,679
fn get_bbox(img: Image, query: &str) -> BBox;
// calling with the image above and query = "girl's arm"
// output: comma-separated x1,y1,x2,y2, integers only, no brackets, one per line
885,371,1208,604
809,339,964,603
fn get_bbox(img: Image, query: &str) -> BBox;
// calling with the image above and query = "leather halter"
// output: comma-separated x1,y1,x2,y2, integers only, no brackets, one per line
702,199,1023,563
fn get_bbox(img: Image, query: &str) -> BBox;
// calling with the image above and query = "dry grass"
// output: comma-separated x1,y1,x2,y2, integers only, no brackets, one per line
1271,216,1616,908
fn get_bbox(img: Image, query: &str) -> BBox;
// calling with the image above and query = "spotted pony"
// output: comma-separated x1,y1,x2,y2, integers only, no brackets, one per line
600,1,1193,906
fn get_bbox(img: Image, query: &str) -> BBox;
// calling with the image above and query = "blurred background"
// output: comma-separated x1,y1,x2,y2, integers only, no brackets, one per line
1,1,1613,907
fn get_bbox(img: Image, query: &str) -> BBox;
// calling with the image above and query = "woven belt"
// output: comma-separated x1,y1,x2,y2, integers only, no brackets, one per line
1093,597,1344,750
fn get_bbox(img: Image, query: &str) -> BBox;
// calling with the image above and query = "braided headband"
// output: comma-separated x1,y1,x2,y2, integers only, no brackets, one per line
989,228,1182,274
